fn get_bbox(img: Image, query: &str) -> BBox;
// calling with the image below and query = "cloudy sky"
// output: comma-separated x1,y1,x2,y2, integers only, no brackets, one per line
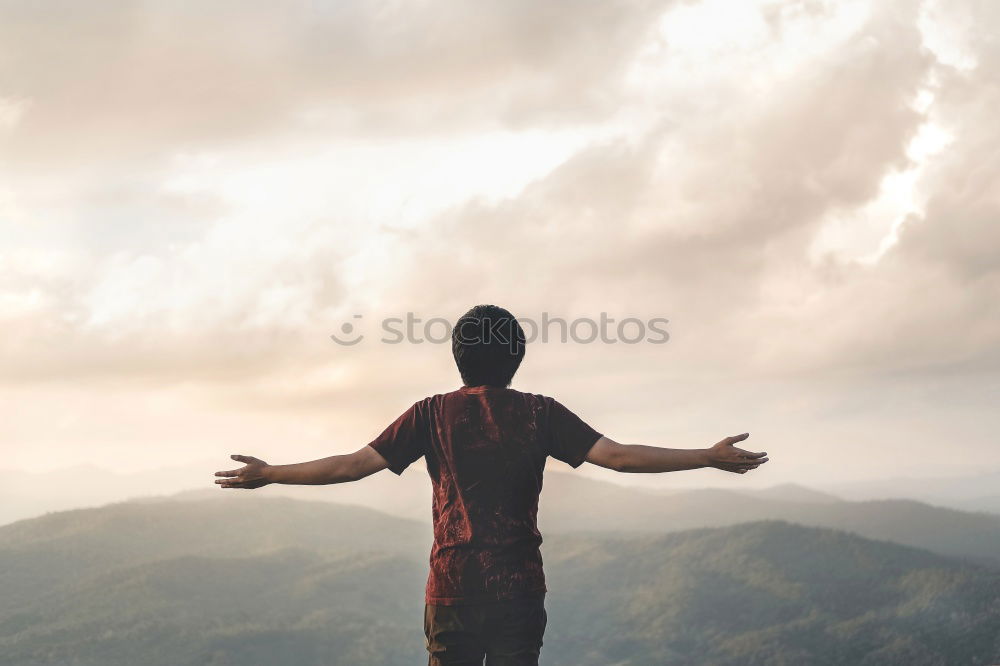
1,0,997,490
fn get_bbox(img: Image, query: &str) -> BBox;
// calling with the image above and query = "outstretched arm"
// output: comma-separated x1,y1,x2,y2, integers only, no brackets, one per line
584,433,768,474
214,445,389,489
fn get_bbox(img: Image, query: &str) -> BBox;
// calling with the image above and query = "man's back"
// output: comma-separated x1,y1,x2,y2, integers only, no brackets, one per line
215,304,767,665
368,385,603,605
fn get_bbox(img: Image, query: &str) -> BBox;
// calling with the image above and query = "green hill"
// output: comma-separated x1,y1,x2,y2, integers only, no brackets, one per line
0,548,424,666
542,522,1000,665
0,494,429,616
536,475,1000,568
169,473,1000,568
0,498,997,665
6,466,999,570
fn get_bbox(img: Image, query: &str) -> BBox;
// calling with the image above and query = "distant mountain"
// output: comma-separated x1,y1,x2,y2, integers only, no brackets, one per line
537,481,1000,568
542,522,1000,666
4,462,998,527
0,461,222,526
729,482,842,504
1,498,997,665
0,545,425,666
0,494,430,617
955,495,1000,515
6,465,1000,569
0,460,431,527
223,472,1000,567
821,469,1000,513
156,471,1000,568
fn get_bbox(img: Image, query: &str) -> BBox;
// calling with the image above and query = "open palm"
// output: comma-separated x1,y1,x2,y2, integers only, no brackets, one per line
707,433,768,474
214,454,271,489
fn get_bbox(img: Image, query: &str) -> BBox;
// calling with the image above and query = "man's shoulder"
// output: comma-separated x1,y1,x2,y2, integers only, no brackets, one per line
507,388,555,405
491,388,561,413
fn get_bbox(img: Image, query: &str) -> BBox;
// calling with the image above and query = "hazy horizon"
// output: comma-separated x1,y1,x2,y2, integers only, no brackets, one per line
3,456,999,532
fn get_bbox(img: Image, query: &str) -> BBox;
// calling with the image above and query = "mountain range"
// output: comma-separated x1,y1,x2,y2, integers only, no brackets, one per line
1,494,998,665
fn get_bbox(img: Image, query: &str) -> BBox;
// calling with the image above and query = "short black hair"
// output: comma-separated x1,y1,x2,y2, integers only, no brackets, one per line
452,304,526,387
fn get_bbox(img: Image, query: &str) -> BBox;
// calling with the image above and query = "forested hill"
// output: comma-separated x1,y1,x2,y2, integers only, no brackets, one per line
0,496,997,665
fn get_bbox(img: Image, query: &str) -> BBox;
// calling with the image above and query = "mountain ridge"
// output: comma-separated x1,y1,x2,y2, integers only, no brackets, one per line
1,499,997,665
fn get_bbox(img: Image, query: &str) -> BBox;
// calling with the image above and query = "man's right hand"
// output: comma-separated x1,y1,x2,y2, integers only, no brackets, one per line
706,433,768,474
214,454,272,489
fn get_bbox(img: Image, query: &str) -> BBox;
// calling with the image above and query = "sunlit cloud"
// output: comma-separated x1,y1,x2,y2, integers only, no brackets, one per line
1,0,997,484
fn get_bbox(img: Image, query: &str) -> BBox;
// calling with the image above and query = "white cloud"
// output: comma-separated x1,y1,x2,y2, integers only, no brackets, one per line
1,0,998,480
0,96,30,130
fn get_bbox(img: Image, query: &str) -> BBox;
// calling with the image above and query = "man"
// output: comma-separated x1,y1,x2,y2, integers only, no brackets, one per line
214,304,769,665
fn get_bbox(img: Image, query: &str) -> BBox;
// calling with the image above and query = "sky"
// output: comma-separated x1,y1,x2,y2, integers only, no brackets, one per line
1,0,998,491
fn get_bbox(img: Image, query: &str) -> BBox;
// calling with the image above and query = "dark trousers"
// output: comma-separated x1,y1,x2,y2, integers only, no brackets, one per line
424,596,547,665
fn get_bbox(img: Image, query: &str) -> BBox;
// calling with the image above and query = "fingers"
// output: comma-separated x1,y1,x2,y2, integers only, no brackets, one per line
723,433,750,445
717,460,766,473
732,447,767,459
721,456,769,468
214,455,261,488
215,454,262,488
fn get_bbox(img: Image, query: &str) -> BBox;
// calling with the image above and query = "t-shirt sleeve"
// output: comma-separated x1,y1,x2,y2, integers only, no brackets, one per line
546,398,603,469
366,399,430,476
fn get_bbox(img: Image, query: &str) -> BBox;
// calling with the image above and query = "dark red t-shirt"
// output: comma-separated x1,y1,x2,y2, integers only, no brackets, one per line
367,386,603,605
